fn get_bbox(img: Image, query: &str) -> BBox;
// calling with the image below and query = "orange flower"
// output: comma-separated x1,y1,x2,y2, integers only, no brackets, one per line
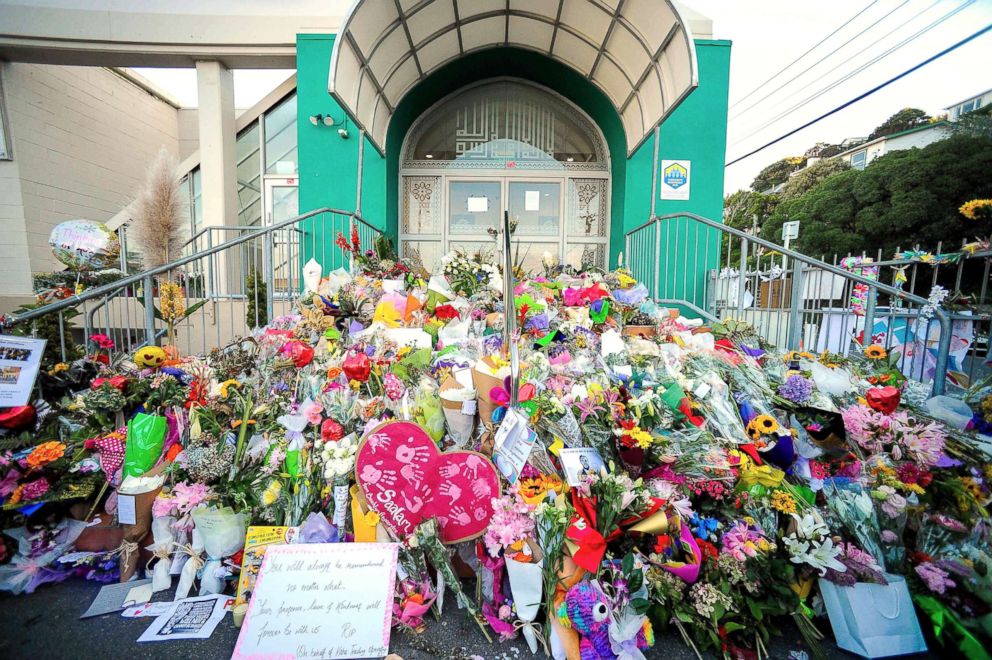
327,367,342,380
25,441,66,469
8,484,24,505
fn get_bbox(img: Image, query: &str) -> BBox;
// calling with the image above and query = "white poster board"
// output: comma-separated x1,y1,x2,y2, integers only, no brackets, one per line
0,335,46,406
660,160,691,200
233,543,398,660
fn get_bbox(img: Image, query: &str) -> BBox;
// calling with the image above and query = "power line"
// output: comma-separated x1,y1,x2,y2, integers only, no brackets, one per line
725,23,992,168
730,0,911,120
733,0,969,147
730,0,880,109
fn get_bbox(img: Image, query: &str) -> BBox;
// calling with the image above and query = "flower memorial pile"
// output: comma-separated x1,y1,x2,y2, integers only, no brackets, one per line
1,230,991,660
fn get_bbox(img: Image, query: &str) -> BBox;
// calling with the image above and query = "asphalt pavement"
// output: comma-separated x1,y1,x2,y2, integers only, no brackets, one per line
0,579,934,659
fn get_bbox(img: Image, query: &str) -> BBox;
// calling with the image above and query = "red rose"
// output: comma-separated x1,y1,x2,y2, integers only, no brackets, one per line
865,386,900,414
434,304,460,321
343,350,372,382
281,340,314,368
321,419,344,442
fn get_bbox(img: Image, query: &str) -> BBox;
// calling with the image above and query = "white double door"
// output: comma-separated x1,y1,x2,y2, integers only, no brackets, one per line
445,176,564,271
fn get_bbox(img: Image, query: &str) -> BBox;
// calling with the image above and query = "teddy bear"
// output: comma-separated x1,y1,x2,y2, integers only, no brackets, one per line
557,580,654,660
557,581,616,660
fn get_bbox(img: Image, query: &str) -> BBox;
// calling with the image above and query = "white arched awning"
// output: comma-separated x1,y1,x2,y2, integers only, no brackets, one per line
328,0,698,155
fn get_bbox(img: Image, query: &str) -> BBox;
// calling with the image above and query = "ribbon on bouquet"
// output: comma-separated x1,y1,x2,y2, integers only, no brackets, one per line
512,619,550,655
111,539,139,568
565,494,607,573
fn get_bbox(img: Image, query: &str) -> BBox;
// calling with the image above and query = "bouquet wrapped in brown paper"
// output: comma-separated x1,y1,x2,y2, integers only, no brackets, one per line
472,356,512,454
439,375,477,448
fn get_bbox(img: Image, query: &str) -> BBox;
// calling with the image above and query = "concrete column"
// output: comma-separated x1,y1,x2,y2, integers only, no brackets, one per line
195,61,240,295
195,61,237,228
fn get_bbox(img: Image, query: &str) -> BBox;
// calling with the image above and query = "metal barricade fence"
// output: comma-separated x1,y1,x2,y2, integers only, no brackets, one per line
4,209,382,361
626,213,954,396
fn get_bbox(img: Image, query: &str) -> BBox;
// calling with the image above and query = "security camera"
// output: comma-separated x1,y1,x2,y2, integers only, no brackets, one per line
338,127,350,139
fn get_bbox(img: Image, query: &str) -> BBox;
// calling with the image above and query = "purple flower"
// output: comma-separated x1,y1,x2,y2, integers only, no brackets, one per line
916,562,955,595
778,374,814,404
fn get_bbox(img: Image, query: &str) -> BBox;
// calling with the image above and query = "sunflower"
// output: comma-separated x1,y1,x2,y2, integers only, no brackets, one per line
746,414,779,440
865,344,887,360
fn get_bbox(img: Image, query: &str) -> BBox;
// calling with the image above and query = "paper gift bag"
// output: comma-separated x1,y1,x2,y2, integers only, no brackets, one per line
439,376,477,447
117,483,162,582
819,574,927,658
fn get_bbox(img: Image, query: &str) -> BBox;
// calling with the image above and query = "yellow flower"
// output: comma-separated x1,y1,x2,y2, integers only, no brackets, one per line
959,199,992,220
865,344,887,360
261,480,282,506
158,281,186,321
901,482,926,495
770,490,797,514
218,379,240,399
48,362,69,376
746,414,779,440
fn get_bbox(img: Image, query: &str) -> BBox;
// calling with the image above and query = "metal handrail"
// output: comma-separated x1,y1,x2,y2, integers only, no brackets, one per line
2,206,359,328
628,212,954,394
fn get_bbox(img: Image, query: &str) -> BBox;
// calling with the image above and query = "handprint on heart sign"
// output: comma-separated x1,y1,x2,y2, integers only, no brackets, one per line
355,420,501,544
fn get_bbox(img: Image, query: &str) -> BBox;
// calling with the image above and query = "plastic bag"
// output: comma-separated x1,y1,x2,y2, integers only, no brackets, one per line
123,413,167,478
924,395,972,430
192,506,247,595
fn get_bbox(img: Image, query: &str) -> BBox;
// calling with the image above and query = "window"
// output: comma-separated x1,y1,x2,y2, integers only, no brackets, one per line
0,67,11,160
405,81,606,168
957,98,982,117
191,168,203,233
264,94,297,175
236,123,262,226
851,150,867,170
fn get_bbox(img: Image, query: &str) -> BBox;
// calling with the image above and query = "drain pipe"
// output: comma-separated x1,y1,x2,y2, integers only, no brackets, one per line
356,129,365,216
649,125,660,219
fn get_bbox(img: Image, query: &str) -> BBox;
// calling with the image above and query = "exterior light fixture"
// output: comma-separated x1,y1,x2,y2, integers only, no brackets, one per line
425,154,433,159
309,114,336,126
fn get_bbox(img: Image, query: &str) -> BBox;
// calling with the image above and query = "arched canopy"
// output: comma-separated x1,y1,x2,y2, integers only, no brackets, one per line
329,0,698,156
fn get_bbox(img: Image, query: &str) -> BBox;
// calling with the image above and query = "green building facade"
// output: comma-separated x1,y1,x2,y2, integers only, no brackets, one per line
295,32,730,282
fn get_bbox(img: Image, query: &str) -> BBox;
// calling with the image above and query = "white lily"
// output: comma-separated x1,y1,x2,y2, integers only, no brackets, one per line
791,510,829,541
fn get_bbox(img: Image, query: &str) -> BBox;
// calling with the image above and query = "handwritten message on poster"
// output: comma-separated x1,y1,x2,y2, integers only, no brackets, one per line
233,543,398,660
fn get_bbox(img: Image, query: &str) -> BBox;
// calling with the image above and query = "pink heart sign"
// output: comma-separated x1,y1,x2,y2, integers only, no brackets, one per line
355,420,501,544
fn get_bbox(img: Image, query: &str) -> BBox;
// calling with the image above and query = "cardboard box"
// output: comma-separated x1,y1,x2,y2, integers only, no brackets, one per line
758,279,792,308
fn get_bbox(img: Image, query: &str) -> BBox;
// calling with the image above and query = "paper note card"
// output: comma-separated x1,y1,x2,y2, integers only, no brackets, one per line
233,543,398,660
117,493,136,525
467,196,488,213
80,579,152,618
525,190,540,211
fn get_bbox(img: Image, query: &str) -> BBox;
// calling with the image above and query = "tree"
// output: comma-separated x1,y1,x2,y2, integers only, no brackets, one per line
750,156,807,192
780,158,850,200
760,134,992,258
868,107,931,140
724,190,779,234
